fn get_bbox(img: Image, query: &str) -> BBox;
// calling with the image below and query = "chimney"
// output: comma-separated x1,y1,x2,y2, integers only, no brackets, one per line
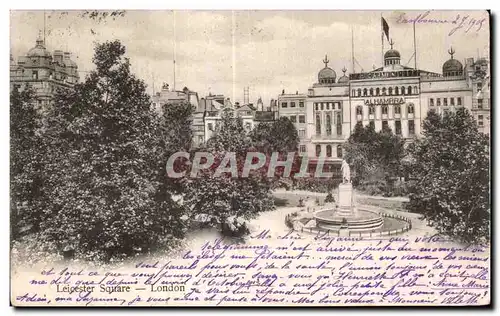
54,50,64,64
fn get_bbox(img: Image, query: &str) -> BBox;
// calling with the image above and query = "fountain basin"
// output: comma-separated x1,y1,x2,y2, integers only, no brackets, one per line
314,208,384,232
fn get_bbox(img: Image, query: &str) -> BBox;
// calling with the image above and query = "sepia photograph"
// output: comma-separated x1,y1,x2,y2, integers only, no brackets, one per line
9,9,490,307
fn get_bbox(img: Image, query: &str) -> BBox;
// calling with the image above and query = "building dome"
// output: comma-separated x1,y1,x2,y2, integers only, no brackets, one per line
27,37,51,58
384,49,400,59
442,47,463,76
318,54,336,84
337,67,349,83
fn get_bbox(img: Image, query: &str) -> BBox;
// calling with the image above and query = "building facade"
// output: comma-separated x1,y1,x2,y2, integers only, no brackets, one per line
10,34,80,112
277,45,490,171
276,92,308,155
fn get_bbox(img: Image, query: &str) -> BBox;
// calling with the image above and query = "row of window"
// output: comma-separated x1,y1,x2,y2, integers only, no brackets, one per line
352,85,418,97
281,101,305,108
364,119,415,136
315,144,343,158
316,113,343,135
285,115,306,124
429,97,462,107
314,102,342,111
356,104,414,116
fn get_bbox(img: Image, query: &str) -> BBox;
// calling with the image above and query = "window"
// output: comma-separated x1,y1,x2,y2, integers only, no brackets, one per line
478,115,484,127
376,88,380,96
321,103,324,110
389,87,393,95
395,87,399,95
357,89,361,97
382,120,389,130
450,98,454,106
291,102,296,108
408,104,415,114
370,88,374,96
300,145,306,152
337,145,343,158
198,136,204,143
437,98,441,106
382,87,387,95
395,105,401,114
369,121,375,129
356,106,363,116
352,89,355,97
408,120,415,135
299,115,305,123
337,123,342,135
477,82,482,89
408,86,412,95
316,145,321,157
326,103,330,110
326,145,332,157
395,120,402,135
326,114,332,135
282,102,288,108
208,123,214,131
316,114,321,135
315,103,319,110
363,89,368,96
299,130,305,138
299,101,304,107
369,105,375,115
32,70,38,80
382,105,388,115
443,98,448,106
478,99,483,109
457,97,462,106
401,86,406,95
290,116,297,123
414,86,418,94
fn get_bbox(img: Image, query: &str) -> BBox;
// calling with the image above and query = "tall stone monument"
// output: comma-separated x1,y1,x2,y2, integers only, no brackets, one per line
337,160,355,217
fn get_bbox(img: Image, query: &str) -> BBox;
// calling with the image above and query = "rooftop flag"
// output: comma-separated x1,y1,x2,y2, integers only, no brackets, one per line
382,17,390,42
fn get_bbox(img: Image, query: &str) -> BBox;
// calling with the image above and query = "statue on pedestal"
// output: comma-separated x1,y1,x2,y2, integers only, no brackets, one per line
341,159,351,184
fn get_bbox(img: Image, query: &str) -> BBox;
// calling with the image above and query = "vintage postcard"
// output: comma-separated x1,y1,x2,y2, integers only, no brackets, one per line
10,10,490,307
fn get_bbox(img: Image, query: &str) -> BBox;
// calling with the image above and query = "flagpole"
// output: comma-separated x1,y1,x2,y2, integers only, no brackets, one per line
381,13,384,67
413,21,417,69
351,27,355,73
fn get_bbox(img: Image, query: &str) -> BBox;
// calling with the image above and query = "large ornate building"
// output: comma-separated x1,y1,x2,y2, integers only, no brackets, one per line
277,43,490,173
10,33,80,112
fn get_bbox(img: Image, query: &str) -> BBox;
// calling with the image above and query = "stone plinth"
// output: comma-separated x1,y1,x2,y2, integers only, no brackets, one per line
337,183,353,216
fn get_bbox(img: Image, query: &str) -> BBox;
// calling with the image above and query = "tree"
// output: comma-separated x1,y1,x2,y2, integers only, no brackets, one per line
10,85,44,239
250,116,299,153
344,122,405,193
158,102,194,194
40,40,186,261
184,109,274,236
407,109,490,244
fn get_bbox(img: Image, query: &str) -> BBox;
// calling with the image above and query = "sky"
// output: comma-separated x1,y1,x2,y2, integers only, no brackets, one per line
10,10,490,106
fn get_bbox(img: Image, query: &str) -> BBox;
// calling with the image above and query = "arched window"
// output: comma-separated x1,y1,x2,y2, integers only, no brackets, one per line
357,88,361,96
388,87,393,95
363,88,368,96
326,145,332,157
408,103,415,114
376,88,380,96
316,145,321,157
356,106,363,116
395,87,399,95
326,114,332,135
337,145,343,158
401,86,406,95
408,86,412,95
382,87,387,95
413,86,418,94
370,88,374,96
394,105,401,114
369,105,375,115
382,105,388,115
316,114,321,135
352,89,355,97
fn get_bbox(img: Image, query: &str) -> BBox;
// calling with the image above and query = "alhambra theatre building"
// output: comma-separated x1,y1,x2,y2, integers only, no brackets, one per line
300,44,489,175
